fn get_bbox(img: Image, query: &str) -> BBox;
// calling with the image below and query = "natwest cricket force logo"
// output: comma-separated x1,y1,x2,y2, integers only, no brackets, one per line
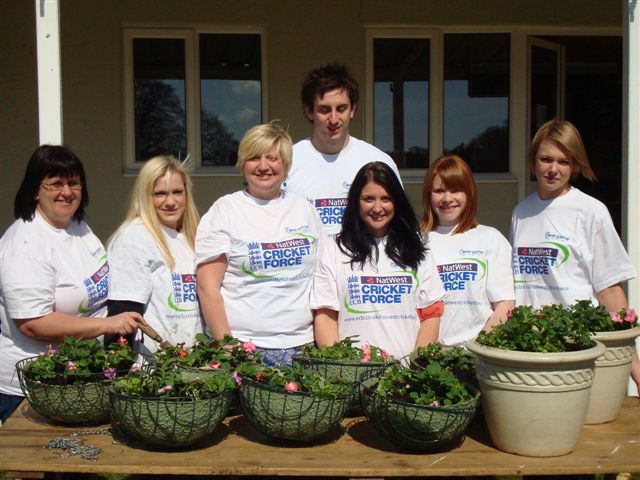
346,274,414,313
168,272,199,312
437,261,483,291
246,237,312,272
79,262,109,313
313,197,348,226
514,241,569,276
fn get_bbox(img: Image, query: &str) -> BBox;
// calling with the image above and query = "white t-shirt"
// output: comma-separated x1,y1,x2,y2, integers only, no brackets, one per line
428,224,514,346
0,212,109,395
107,220,204,355
311,237,445,359
510,187,636,307
285,136,401,235
195,190,324,348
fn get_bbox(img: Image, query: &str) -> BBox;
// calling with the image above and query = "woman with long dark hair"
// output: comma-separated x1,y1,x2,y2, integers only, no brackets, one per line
311,161,444,359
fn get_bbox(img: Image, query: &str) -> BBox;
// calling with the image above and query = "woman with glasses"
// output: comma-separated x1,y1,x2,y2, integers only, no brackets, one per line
195,122,324,366
0,145,145,422
107,156,203,355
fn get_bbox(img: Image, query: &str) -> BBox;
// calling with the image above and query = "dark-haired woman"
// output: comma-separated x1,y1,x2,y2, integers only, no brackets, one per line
0,145,144,422
311,162,445,359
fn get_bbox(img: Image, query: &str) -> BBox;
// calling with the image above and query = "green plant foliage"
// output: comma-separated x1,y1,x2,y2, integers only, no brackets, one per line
299,336,391,362
476,304,593,352
25,336,134,384
244,365,353,398
375,363,473,406
570,300,638,333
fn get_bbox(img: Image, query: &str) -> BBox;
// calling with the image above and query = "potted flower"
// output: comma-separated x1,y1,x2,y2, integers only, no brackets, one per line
237,364,354,442
109,362,235,448
467,304,606,457
360,359,480,451
569,300,639,424
293,337,393,409
15,336,134,425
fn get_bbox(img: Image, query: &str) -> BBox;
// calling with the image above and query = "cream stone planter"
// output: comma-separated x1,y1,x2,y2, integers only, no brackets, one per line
466,340,605,457
585,326,640,424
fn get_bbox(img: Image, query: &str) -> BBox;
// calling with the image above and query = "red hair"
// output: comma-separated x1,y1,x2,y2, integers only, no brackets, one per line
421,155,478,234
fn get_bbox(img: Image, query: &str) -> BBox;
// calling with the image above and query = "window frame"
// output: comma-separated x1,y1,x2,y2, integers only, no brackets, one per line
123,26,268,173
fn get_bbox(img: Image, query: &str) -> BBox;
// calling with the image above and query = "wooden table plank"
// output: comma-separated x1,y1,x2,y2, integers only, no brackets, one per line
1,398,638,477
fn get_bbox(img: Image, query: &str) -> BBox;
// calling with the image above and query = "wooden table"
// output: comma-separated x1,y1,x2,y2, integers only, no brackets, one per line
1,398,639,478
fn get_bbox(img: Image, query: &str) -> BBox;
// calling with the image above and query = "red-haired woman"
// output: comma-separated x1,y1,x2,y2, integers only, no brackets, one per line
422,155,514,347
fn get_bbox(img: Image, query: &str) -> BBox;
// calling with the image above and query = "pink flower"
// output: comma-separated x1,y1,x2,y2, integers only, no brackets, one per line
158,385,173,394
610,311,623,323
381,350,390,361
624,308,637,323
256,372,266,381
200,361,221,370
430,400,440,407
104,368,116,380
285,382,299,393
38,351,46,357
506,310,513,319
231,371,242,385
129,363,141,373
117,336,128,346
243,341,257,354
47,347,57,357
360,352,371,363
178,349,188,358
66,361,77,371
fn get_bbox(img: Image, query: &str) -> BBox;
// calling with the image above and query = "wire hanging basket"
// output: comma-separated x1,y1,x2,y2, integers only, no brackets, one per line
292,355,391,409
360,369,480,450
238,377,353,442
109,387,234,448
16,356,118,425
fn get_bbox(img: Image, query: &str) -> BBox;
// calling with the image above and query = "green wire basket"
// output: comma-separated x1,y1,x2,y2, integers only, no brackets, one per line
109,387,234,448
292,355,391,409
238,377,353,442
360,369,480,450
16,356,116,425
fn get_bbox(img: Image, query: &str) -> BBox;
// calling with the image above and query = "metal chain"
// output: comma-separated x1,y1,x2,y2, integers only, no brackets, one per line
44,427,112,461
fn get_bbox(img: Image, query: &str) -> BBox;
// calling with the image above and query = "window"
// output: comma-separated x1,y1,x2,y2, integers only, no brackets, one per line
373,38,430,168
443,33,510,173
124,29,265,169
368,30,510,173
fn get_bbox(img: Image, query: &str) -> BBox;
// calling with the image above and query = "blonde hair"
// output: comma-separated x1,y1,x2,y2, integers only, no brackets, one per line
529,119,597,183
112,155,199,270
236,121,292,177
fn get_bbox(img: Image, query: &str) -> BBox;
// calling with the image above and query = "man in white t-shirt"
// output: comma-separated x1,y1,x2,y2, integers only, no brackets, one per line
285,63,401,235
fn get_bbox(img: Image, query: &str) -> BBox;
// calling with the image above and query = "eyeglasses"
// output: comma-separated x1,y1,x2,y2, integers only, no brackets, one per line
40,179,83,192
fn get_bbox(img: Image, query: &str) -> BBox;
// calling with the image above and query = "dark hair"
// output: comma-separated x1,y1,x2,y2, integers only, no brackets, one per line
14,145,89,222
337,162,426,272
301,63,359,113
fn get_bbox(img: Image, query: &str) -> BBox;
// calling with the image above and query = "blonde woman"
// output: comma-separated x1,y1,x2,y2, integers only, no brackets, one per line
195,122,324,366
107,156,203,354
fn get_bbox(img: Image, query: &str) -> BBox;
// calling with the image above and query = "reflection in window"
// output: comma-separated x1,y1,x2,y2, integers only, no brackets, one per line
133,38,187,162
373,38,429,168
200,34,261,166
444,34,509,173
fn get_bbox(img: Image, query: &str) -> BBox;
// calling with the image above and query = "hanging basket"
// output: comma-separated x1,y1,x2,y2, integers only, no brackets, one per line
109,387,234,448
293,355,390,409
360,369,480,451
16,356,117,425
238,377,352,442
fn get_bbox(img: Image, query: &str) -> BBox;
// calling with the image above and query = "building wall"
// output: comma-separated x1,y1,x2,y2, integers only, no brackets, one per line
0,0,621,241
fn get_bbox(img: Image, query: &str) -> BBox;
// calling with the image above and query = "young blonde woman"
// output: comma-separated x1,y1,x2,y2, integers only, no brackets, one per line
422,155,514,347
107,156,203,354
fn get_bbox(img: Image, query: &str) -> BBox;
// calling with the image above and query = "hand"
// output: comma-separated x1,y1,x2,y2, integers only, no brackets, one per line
104,312,146,336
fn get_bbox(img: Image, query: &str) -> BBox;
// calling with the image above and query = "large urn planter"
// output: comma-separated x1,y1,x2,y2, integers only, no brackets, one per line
466,340,605,457
585,326,640,424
